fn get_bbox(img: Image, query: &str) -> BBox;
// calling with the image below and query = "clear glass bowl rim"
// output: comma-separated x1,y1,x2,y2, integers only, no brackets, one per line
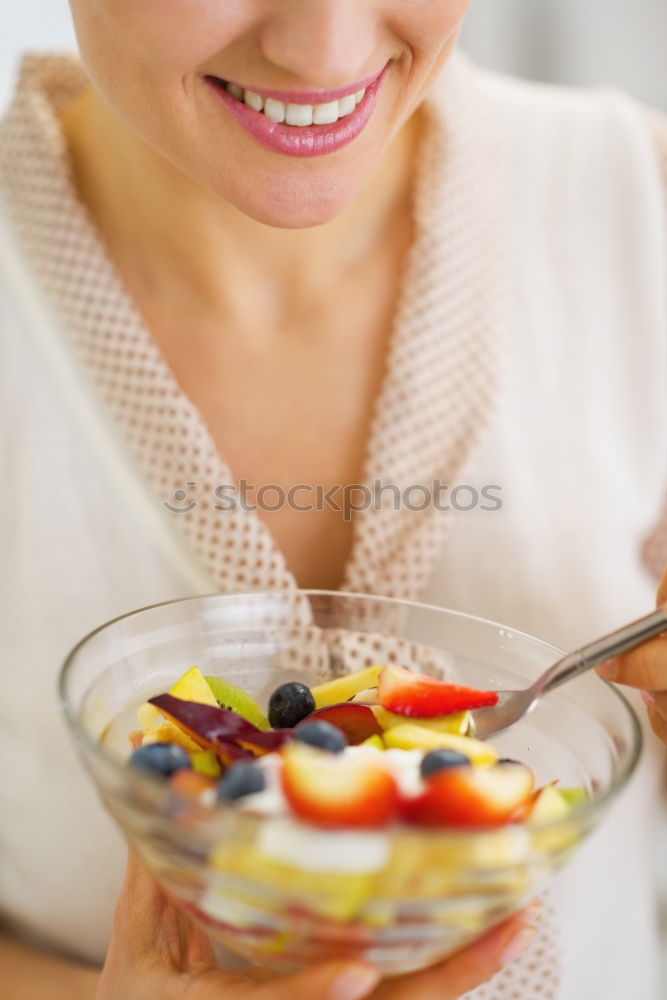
58,588,643,839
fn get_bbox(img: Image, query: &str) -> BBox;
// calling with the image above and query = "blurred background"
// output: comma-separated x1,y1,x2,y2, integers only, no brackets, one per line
2,0,667,111
2,0,667,986
462,0,667,109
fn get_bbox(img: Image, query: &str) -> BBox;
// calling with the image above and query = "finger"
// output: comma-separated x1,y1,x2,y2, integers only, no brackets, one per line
123,847,165,907
642,690,667,718
246,961,380,1000
99,850,175,996
596,636,667,690
372,905,539,1000
115,857,381,1000
642,693,667,744
111,850,168,958
123,851,225,972
657,571,667,608
113,850,217,969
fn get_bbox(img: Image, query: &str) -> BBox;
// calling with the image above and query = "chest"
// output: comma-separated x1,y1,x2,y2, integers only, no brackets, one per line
136,249,408,589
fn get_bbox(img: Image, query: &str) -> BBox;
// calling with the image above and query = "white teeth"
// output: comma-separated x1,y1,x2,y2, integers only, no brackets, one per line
285,103,313,127
227,81,365,126
337,94,356,117
312,100,340,126
243,89,264,112
263,98,286,123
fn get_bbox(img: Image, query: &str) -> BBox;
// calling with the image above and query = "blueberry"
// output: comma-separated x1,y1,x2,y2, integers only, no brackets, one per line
420,748,471,778
128,742,191,778
217,761,266,802
294,720,347,754
268,682,315,729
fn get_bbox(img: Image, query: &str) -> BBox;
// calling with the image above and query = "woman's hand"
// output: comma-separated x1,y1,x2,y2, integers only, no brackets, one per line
96,852,539,1000
597,572,667,745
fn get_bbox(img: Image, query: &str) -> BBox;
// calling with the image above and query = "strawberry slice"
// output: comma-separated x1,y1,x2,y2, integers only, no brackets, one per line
404,763,534,828
377,665,498,717
281,747,399,829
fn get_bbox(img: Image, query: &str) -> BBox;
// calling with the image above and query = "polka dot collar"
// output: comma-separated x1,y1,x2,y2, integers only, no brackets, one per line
0,52,506,603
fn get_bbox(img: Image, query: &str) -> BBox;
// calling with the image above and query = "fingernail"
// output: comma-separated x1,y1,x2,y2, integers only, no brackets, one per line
329,965,381,1000
641,691,655,706
597,658,619,681
501,927,536,965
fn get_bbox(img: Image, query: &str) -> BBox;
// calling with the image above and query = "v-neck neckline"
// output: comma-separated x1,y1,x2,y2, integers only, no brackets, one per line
0,52,507,602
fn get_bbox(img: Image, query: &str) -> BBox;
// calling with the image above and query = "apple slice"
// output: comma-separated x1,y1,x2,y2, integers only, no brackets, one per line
383,724,498,766
372,705,471,735
378,665,498,717
191,750,222,779
149,694,290,764
306,703,384,745
310,665,383,709
142,720,206,754
138,702,161,731
138,665,218,732
404,763,533,828
528,783,571,824
350,687,379,705
172,665,219,705
281,746,399,828
360,734,385,751
128,730,143,751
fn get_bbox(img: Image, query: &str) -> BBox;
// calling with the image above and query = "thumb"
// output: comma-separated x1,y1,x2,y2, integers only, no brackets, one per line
250,961,381,1000
431,910,536,997
375,904,539,1000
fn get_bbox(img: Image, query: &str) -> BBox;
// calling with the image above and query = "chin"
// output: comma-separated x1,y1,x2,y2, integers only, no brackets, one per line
230,192,357,230
208,164,367,229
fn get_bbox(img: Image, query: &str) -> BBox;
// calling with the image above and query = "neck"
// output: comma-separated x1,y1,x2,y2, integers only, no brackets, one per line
60,87,421,325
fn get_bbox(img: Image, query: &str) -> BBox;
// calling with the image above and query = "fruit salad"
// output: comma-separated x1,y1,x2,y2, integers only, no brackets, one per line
127,663,584,846
121,663,586,966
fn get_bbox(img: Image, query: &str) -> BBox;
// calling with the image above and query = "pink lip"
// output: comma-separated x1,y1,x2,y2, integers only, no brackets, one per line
204,65,388,159
220,66,386,106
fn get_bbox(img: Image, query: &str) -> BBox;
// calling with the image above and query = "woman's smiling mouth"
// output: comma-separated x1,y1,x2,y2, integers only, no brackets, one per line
221,80,367,126
203,64,389,157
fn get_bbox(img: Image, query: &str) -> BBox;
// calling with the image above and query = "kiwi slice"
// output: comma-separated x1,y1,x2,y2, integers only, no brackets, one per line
204,675,270,731
559,786,587,809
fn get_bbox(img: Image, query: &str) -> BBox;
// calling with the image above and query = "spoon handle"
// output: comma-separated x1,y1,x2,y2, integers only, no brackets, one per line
536,606,667,698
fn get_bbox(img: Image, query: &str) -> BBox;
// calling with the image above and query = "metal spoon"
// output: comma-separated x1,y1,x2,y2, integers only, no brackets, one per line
470,606,667,739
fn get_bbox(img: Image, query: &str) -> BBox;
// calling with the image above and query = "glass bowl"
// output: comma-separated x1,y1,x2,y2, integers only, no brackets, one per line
59,591,641,975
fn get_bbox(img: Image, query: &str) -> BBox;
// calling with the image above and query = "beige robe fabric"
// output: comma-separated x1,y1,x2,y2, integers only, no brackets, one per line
2,51,667,999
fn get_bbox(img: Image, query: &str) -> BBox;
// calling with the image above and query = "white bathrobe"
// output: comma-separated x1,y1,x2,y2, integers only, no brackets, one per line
0,51,666,999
